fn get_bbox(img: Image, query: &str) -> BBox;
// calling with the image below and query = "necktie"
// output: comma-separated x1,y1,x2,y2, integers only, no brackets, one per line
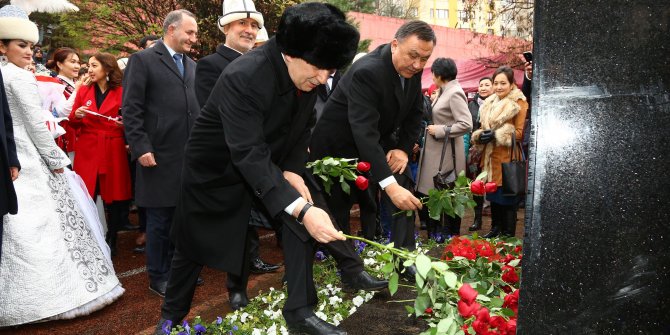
400,77,405,90
173,53,184,77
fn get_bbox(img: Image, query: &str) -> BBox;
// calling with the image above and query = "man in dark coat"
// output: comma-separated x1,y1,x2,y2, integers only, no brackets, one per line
122,9,200,297
309,20,435,278
194,0,280,287
156,3,359,335
0,70,20,262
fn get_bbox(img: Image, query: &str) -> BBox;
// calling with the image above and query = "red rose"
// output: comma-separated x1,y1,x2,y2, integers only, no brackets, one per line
489,316,507,331
505,318,517,335
356,161,371,172
424,307,433,314
502,289,520,314
503,254,516,264
355,176,369,190
501,265,519,284
472,319,490,335
458,283,478,305
457,300,481,318
484,182,498,193
470,180,485,195
476,307,490,323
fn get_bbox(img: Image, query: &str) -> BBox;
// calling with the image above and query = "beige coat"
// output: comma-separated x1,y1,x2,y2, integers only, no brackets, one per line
416,80,472,194
471,86,528,186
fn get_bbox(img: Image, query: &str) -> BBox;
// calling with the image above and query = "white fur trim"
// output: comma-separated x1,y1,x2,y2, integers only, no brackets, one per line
0,17,39,43
218,12,264,33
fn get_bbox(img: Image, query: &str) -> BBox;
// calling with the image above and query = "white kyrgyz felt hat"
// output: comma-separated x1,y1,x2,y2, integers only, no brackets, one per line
256,27,268,43
217,0,264,33
0,5,39,43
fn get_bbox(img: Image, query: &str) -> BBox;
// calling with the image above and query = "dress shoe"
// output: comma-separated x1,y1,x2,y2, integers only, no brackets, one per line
341,271,388,292
120,223,139,231
400,264,417,283
133,245,145,253
149,281,167,298
196,277,204,286
229,291,249,311
468,218,482,231
287,315,347,335
250,257,281,274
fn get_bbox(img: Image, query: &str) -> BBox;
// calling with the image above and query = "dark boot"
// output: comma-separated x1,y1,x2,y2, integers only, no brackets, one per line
427,217,444,243
443,215,461,237
482,203,501,238
468,196,484,231
501,205,517,237
106,201,121,256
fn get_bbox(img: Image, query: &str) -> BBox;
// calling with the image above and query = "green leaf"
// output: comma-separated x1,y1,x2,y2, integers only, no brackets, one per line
507,259,521,267
500,308,516,317
414,294,431,317
403,259,415,267
341,180,351,194
389,272,399,295
405,305,415,315
416,272,425,287
415,254,432,279
432,261,448,272
323,157,337,165
475,171,488,180
381,262,395,274
490,297,504,308
443,271,458,288
437,317,454,333
476,294,491,302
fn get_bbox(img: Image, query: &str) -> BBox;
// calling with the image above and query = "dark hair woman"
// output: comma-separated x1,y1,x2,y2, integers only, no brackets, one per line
69,52,131,255
471,66,528,237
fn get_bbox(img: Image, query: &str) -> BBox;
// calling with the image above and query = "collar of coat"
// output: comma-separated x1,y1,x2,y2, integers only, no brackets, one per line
479,86,526,132
262,38,297,96
217,44,243,62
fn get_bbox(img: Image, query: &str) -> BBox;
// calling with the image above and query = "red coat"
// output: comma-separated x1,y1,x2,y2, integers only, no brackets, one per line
69,85,131,202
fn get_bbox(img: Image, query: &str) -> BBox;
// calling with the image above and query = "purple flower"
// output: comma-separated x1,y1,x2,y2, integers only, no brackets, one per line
182,320,191,334
215,316,223,325
162,320,173,334
233,325,239,331
194,324,206,334
354,240,367,254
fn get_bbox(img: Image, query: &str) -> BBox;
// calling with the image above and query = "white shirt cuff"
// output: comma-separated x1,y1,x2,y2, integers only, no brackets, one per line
379,176,397,190
284,197,304,216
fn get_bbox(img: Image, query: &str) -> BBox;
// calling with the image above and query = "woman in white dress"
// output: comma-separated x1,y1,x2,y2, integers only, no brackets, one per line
0,5,124,327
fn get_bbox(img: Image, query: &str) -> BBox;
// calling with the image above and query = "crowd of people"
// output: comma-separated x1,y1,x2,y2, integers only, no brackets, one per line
0,0,532,333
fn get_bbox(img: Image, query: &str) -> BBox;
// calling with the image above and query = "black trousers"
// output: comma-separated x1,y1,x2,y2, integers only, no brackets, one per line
160,217,317,323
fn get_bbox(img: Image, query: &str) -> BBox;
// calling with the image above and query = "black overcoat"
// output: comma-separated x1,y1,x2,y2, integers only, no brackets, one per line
0,70,19,216
309,43,424,183
122,41,200,207
171,38,314,274
195,44,241,109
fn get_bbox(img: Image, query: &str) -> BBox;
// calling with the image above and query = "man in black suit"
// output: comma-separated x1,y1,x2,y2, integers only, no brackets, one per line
0,70,20,263
155,3,360,335
194,0,280,288
122,9,200,297
310,21,435,278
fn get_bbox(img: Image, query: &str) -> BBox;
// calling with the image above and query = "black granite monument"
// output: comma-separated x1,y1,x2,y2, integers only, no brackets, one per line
519,1,670,334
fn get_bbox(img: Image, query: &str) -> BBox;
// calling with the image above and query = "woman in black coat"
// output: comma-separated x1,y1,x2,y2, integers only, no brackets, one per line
1,70,20,262
466,76,491,232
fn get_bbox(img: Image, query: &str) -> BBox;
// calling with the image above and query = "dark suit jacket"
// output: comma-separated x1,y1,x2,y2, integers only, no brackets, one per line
309,43,424,183
122,40,200,207
195,44,242,108
172,38,315,274
0,70,19,216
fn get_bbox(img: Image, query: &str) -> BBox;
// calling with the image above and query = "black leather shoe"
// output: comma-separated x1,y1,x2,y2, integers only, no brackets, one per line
149,281,167,298
120,223,139,231
196,277,204,286
287,315,347,335
400,265,417,283
229,291,249,311
250,257,281,274
468,217,482,231
482,227,500,238
341,271,388,292
133,245,145,253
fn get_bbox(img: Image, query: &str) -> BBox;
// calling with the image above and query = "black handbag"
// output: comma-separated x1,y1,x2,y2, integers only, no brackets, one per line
433,126,457,190
501,134,527,196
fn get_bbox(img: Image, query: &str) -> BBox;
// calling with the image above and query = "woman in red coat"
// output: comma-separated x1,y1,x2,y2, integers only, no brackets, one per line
69,52,131,255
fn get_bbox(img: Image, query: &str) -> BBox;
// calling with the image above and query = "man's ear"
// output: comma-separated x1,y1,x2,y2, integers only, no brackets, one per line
390,39,399,54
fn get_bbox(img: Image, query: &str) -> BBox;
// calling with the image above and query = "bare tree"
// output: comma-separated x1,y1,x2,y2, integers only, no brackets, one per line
375,0,420,20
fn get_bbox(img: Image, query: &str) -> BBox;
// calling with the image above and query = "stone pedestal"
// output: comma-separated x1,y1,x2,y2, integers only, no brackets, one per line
519,1,670,333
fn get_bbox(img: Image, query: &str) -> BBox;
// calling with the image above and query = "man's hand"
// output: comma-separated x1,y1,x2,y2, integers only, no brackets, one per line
9,167,18,181
385,183,422,211
138,152,157,167
386,149,409,174
283,171,312,204
300,204,346,243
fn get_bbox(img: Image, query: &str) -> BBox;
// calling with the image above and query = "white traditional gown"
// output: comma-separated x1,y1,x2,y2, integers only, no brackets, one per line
0,62,124,327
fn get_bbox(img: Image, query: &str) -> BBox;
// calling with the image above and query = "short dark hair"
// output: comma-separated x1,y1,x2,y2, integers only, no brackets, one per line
45,47,79,72
395,20,436,44
492,66,515,85
139,35,159,49
90,52,123,89
431,57,457,81
479,76,492,83
163,9,196,34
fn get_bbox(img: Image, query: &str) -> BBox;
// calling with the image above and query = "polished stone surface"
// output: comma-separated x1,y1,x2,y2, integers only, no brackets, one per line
519,0,670,333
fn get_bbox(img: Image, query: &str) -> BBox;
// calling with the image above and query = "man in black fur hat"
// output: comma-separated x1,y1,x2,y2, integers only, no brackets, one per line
155,3,359,335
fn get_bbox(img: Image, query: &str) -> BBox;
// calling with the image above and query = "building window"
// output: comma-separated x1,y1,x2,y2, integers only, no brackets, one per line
488,12,493,20
430,8,434,18
436,9,448,19
488,28,494,35
458,10,468,21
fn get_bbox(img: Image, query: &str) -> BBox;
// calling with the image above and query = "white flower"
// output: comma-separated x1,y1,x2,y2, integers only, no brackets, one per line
315,311,328,320
272,310,282,320
270,287,275,291
229,313,238,323
348,306,357,315
252,328,262,335
329,296,342,306
352,295,365,307
332,313,343,326
318,302,326,312
364,292,374,301
264,310,273,317
326,284,333,290
262,297,268,303
240,312,249,323
363,258,376,266
280,325,289,335
267,323,277,335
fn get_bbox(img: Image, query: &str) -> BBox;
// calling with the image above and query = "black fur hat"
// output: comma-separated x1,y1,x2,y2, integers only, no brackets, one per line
276,3,360,70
